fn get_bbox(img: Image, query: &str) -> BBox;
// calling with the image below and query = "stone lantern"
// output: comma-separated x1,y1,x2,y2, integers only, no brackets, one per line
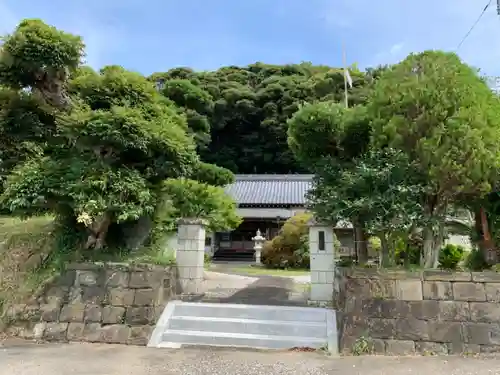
252,229,266,264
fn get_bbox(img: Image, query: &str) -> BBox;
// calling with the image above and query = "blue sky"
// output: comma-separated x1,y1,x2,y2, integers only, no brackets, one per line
1,0,500,77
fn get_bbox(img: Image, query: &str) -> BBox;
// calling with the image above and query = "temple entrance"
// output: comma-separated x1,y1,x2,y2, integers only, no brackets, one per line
213,218,282,261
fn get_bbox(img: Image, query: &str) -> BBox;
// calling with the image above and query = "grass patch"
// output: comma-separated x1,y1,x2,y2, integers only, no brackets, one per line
84,246,176,266
228,266,310,277
0,215,176,329
0,215,56,320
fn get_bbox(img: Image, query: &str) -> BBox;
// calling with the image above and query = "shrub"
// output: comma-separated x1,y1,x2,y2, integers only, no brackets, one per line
438,244,465,270
204,252,212,266
464,249,491,271
368,236,381,252
261,212,312,269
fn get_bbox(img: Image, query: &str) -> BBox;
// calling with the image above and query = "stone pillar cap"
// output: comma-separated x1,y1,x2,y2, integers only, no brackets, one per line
177,218,208,226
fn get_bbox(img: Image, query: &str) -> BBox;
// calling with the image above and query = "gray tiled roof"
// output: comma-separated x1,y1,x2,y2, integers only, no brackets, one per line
224,174,314,206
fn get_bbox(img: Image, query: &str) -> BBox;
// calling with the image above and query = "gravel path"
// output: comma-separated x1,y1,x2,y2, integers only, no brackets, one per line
2,341,500,375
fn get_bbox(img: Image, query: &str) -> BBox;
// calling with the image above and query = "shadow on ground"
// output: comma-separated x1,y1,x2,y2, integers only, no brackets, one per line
185,269,308,306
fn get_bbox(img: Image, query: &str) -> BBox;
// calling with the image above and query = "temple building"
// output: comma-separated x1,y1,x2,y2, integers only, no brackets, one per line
209,174,472,261
211,174,354,260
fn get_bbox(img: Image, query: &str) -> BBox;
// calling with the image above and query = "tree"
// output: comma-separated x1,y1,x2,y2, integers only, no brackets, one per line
190,161,235,187
160,79,213,148
368,50,500,267
0,19,83,190
0,19,84,109
287,102,373,263
287,102,371,167
160,179,242,232
0,19,239,252
310,149,423,266
150,63,371,174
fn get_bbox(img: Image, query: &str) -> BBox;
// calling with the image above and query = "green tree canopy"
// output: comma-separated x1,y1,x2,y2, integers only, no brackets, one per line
368,50,500,266
150,63,372,173
160,179,241,232
0,19,239,251
287,102,371,168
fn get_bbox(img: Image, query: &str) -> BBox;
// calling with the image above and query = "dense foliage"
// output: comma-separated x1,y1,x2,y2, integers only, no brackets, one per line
4,19,500,271
261,212,312,269
0,19,240,252
438,244,465,270
151,63,372,173
288,51,500,268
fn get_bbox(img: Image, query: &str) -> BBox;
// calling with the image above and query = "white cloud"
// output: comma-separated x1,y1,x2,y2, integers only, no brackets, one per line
389,43,404,56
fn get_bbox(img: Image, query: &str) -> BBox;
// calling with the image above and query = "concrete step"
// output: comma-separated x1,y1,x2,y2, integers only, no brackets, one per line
168,316,326,338
159,329,326,350
148,300,338,354
172,302,326,322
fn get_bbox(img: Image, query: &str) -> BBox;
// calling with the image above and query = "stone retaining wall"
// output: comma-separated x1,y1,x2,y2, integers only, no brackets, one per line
335,268,500,355
3,262,176,345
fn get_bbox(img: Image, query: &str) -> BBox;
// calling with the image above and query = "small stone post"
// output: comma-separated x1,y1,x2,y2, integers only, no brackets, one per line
252,229,266,264
176,218,207,295
308,217,336,305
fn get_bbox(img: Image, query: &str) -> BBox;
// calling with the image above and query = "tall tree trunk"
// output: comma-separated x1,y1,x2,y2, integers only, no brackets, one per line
421,224,434,268
421,198,445,269
354,219,368,265
421,223,444,268
474,206,496,264
379,233,391,267
84,212,112,250
431,222,445,267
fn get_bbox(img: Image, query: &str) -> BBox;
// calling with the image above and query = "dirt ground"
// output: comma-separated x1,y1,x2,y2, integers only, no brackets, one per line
2,340,500,375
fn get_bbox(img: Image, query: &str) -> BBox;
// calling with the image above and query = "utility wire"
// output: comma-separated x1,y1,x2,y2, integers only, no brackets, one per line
456,0,492,52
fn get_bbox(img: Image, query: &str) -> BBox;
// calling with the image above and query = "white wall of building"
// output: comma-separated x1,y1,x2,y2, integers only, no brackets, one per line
236,207,306,219
445,234,472,250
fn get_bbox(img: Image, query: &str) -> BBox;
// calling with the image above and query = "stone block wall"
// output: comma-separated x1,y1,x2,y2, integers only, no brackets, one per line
336,268,500,355
3,262,176,345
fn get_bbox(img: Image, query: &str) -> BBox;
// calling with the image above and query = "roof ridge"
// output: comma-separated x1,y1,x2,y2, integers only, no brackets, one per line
234,174,314,181
225,175,313,205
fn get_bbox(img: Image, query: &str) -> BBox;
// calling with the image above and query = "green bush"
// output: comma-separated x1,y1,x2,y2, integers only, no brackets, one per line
204,252,212,266
292,234,310,267
261,213,312,269
438,244,465,270
368,236,381,252
464,249,491,271
337,256,355,267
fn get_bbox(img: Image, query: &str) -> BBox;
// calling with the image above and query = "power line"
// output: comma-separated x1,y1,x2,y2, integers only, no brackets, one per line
456,0,492,52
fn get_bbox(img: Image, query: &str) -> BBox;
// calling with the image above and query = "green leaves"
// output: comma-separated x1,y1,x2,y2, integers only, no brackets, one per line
160,179,241,232
1,156,156,223
0,19,84,89
310,149,424,233
0,19,237,252
288,102,371,168
189,162,235,187
152,62,373,174
369,50,500,200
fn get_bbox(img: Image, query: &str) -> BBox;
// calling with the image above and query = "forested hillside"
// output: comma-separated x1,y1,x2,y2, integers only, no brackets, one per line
150,63,383,173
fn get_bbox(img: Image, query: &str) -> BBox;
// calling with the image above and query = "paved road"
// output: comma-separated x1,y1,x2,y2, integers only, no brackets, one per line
2,341,500,375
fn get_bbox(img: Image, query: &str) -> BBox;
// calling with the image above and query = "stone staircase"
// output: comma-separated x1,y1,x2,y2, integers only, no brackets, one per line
148,300,338,353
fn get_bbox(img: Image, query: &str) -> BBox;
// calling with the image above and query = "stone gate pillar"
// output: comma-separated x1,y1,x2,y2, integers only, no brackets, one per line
176,218,207,295
308,218,336,305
